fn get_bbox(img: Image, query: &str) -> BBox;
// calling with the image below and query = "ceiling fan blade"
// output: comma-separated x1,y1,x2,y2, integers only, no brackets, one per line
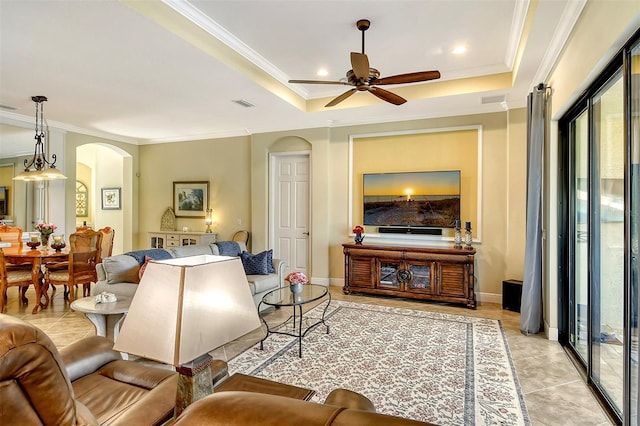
325,88,357,107
289,79,349,85
372,71,441,86
367,86,407,105
350,52,370,81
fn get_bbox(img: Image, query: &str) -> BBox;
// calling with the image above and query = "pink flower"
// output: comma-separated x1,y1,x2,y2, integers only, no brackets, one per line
352,225,365,234
35,223,57,234
285,271,308,285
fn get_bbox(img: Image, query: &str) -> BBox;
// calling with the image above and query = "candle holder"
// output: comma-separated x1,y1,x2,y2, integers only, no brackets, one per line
26,241,41,250
51,241,66,252
50,234,66,252
464,225,473,249
453,220,462,249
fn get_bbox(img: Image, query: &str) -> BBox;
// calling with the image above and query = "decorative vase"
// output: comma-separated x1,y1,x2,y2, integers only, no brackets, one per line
289,282,304,294
40,233,51,248
354,233,364,245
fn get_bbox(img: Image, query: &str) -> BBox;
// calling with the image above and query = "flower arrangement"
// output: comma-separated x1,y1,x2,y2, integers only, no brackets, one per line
285,271,308,285
352,225,365,234
35,223,57,235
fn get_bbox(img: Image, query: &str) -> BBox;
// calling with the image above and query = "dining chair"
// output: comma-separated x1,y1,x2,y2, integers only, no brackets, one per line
233,230,250,245
97,226,115,261
44,230,102,303
0,249,34,313
0,225,33,301
0,224,23,247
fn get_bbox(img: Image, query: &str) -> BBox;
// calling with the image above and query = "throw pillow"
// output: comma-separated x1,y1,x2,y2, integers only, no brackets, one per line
265,249,275,273
138,256,154,280
240,251,270,275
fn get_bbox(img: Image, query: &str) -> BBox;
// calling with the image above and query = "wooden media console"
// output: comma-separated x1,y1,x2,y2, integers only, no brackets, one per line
342,243,476,308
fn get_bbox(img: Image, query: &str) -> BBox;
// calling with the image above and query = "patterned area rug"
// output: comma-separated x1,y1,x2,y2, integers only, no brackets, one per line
228,301,530,425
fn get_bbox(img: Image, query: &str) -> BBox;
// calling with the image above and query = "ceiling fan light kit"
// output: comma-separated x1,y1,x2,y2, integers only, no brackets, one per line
289,19,441,107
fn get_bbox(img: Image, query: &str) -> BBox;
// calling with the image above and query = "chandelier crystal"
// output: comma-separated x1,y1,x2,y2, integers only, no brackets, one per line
13,96,67,181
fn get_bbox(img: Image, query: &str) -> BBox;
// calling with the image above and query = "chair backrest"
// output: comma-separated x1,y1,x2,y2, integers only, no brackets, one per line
0,249,8,284
97,227,115,261
69,230,103,271
0,225,23,247
232,230,250,245
76,225,92,232
0,314,78,425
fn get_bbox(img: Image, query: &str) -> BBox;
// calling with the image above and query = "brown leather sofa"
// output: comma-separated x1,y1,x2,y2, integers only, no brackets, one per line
0,313,177,425
173,389,436,425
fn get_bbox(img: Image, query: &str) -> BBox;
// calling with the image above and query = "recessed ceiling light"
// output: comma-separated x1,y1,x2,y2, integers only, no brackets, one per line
452,46,467,55
317,68,329,77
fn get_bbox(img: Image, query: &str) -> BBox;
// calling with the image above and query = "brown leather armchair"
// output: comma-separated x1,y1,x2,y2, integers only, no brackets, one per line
0,314,177,425
174,389,435,426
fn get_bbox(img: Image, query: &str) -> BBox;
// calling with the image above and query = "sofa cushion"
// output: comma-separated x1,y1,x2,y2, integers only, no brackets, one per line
125,249,173,265
240,251,270,275
170,245,214,258
209,244,221,255
246,274,279,294
215,241,243,256
102,254,142,284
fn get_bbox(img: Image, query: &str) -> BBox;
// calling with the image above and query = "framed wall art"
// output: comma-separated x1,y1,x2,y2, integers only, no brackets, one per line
173,181,209,218
101,187,121,210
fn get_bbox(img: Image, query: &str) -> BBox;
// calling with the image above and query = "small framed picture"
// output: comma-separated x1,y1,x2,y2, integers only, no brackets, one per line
101,187,121,210
173,181,209,218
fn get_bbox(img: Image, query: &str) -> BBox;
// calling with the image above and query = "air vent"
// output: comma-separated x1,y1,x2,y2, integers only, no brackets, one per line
232,99,255,108
481,95,506,104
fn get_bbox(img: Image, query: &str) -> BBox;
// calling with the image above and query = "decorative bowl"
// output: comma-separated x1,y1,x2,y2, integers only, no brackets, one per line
51,242,66,252
26,241,41,250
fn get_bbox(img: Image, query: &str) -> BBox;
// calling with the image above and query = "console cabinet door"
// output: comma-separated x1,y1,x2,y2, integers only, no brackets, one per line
437,262,468,298
406,262,434,294
349,256,375,288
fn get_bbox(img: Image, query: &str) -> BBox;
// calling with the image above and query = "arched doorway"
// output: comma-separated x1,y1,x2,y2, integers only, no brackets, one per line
76,143,132,254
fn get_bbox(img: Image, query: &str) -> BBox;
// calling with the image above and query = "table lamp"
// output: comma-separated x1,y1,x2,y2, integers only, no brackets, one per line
113,255,261,417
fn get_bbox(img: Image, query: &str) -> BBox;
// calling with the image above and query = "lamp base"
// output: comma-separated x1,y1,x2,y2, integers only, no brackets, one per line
174,353,213,418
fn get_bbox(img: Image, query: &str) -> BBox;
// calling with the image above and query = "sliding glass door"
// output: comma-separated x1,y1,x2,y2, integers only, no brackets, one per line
561,35,640,423
569,109,589,364
592,71,624,412
630,41,640,426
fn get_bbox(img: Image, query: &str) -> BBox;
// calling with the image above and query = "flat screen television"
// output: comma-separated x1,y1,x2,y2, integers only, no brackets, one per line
363,170,460,228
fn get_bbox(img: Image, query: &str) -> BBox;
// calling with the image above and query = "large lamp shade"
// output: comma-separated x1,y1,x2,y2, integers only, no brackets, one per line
114,255,260,366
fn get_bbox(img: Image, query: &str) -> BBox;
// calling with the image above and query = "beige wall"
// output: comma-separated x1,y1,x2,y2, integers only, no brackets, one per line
244,111,526,301
138,136,252,249
351,129,479,237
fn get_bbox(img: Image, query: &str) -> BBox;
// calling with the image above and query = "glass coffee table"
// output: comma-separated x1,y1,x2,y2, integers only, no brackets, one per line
258,284,331,357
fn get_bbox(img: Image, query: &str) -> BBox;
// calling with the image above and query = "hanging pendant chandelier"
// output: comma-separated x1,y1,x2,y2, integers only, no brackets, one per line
13,96,67,181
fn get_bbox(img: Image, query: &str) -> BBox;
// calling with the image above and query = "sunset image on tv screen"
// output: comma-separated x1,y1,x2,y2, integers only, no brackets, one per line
363,171,460,227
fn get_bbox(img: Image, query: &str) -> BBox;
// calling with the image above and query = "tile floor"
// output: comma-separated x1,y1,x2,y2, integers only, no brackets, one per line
3,285,614,426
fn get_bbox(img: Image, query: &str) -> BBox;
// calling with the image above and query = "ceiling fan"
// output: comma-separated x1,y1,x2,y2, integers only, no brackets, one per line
289,19,441,107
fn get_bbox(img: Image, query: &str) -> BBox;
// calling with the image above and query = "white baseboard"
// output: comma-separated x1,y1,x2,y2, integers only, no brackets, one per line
544,321,559,341
476,292,501,305
311,277,330,286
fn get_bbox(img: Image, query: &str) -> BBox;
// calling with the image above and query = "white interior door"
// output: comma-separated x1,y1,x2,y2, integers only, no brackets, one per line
272,153,310,278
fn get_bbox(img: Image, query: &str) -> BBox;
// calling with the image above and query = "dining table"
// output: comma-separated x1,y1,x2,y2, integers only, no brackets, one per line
3,244,69,314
